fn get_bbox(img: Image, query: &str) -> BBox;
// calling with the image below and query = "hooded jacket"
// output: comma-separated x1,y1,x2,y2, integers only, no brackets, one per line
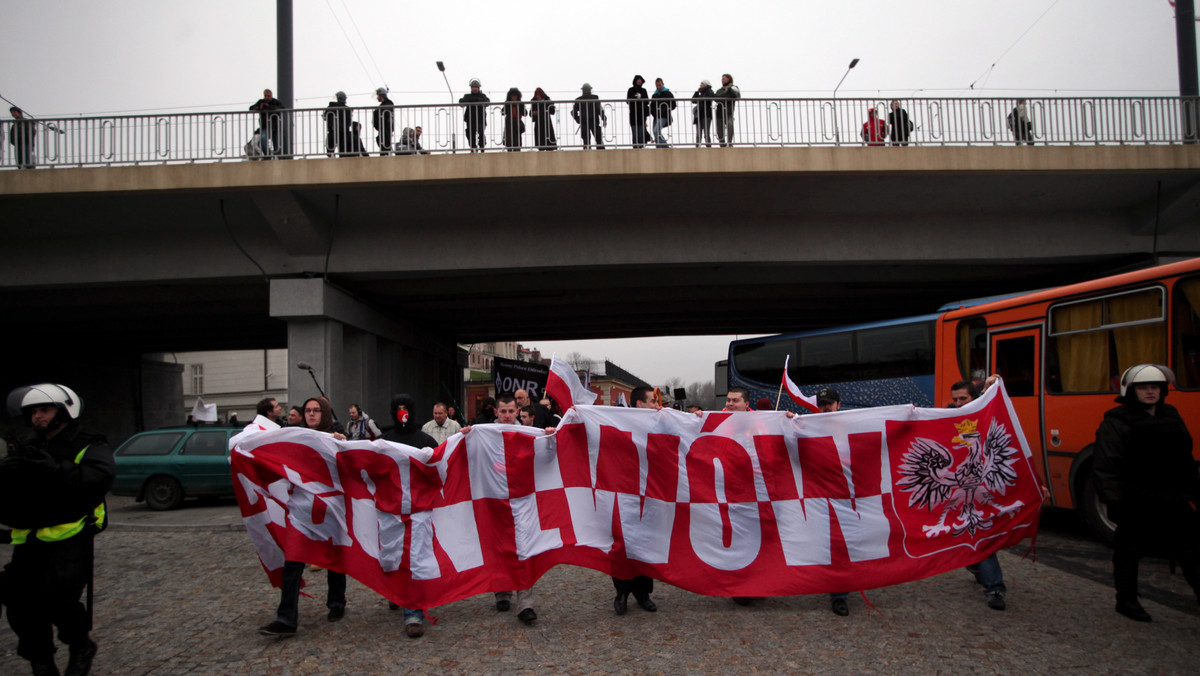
651,86,677,125
627,76,650,125
382,394,437,448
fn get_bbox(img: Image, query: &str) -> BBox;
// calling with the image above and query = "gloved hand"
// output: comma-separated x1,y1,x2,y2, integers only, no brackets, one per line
1105,501,1126,525
19,450,60,474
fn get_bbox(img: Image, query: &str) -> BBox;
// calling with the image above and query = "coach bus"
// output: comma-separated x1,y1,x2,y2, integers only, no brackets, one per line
726,258,1200,542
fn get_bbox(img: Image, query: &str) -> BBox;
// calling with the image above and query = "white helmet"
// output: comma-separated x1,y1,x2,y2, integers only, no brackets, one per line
469,78,481,88
1118,364,1175,398
6,383,83,420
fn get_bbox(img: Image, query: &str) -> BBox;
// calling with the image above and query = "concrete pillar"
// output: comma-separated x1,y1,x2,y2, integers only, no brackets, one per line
270,278,458,430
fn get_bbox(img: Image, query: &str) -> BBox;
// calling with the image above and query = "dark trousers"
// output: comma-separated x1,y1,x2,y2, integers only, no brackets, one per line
581,122,604,149
1113,505,1200,602
4,536,92,661
612,575,653,597
276,560,346,628
466,122,486,151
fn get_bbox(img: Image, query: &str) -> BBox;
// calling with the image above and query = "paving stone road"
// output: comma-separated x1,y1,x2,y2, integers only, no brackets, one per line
2,498,1197,675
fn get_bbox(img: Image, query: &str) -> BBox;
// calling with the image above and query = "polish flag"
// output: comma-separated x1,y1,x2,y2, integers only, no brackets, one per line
546,356,599,411
782,356,819,412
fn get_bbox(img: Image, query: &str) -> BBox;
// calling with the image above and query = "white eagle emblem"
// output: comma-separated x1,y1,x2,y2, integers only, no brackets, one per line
896,418,1023,538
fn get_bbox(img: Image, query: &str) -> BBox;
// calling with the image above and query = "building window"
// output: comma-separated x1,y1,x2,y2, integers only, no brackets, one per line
191,364,204,395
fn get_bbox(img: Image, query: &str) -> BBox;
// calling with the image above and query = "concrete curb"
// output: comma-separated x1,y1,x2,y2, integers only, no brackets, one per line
107,521,247,533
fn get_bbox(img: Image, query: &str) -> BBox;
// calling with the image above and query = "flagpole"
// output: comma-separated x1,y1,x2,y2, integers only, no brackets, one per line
774,381,784,410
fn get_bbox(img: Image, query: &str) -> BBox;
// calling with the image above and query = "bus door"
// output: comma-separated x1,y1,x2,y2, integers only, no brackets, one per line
989,327,1046,491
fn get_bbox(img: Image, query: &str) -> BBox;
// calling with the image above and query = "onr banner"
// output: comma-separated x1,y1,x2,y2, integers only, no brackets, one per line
230,383,1041,609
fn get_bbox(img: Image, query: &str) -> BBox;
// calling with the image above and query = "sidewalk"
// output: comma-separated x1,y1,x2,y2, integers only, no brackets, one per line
105,495,246,532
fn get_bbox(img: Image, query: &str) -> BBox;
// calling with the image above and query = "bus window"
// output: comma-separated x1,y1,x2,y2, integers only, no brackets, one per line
994,335,1037,396
1175,276,1200,389
857,323,933,379
799,333,853,382
1046,287,1165,393
956,317,988,381
732,339,798,385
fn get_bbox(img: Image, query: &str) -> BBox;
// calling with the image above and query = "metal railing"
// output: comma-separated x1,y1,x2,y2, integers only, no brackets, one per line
1,97,1196,169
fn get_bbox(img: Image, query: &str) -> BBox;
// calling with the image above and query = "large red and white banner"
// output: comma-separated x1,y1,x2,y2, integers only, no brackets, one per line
231,384,1041,609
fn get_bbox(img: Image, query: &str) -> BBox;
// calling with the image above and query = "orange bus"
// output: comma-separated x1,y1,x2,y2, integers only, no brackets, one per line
936,257,1200,542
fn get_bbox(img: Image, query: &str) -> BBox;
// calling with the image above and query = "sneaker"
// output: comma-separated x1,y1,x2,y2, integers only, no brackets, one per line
495,599,511,612
831,598,850,616
327,607,345,622
65,639,97,676
258,621,297,637
1115,599,1152,622
517,608,537,625
405,623,424,638
986,592,1006,611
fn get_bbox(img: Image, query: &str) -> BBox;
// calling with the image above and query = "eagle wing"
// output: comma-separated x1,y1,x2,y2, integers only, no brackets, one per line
897,437,958,510
981,420,1020,495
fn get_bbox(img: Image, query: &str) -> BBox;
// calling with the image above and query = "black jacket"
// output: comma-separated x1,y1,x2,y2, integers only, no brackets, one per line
692,85,715,124
0,422,115,530
888,107,912,142
250,97,285,133
382,427,438,449
627,77,650,125
651,89,677,125
324,101,351,135
573,94,606,127
460,92,491,127
1093,401,1197,506
373,96,395,138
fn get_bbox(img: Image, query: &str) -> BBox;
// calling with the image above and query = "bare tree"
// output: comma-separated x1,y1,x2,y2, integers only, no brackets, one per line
688,380,715,406
565,351,591,371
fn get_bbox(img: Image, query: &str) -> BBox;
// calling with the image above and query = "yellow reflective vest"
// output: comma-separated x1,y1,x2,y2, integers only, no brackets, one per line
10,445,107,545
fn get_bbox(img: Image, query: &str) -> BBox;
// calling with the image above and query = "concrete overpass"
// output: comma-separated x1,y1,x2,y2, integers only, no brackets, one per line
2,145,1198,441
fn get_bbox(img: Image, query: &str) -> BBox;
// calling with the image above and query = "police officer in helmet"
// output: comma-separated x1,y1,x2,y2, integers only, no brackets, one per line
2,384,114,676
1093,364,1199,622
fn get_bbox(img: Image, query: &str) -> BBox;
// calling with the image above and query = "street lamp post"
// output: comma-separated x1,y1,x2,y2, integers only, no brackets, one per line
832,58,859,144
436,61,458,153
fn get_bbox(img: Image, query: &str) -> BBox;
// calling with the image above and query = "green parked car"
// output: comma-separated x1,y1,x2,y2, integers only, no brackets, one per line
111,425,241,510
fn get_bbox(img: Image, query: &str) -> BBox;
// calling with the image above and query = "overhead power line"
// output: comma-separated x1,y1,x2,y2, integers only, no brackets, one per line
968,0,1063,91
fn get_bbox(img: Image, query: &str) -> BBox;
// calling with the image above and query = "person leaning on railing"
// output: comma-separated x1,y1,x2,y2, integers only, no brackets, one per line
249,89,284,158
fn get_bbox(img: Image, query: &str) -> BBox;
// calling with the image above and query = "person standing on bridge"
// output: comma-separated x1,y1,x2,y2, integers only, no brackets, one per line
1092,364,1199,623
502,88,526,152
249,90,284,158
323,91,352,157
530,88,557,151
861,107,887,146
692,80,715,147
460,78,490,152
713,73,740,147
650,78,676,149
8,107,37,168
627,75,650,148
373,88,395,155
1007,99,1034,146
573,83,606,149
888,100,913,146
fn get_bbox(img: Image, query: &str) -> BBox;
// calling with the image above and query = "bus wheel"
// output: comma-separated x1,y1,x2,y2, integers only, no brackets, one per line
1078,466,1116,547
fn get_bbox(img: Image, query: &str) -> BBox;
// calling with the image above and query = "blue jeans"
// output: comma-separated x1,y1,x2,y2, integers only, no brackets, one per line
966,553,1006,595
402,607,426,625
653,117,670,147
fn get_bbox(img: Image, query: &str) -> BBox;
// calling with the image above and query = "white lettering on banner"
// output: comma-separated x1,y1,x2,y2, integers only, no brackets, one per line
830,496,891,562
616,494,674,564
431,501,485,571
775,499,832,566
282,462,353,547
511,493,563,559
408,511,441,580
689,502,762,570
565,487,616,552
494,377,541,398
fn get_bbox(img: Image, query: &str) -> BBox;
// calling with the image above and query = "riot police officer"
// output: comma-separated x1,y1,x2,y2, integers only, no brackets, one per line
2,384,114,675
1093,364,1199,622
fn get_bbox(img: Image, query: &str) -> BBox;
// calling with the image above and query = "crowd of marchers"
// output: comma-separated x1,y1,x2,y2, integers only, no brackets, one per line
1,363,1192,673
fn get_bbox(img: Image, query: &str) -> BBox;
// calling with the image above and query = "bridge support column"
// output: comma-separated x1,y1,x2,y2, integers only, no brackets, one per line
270,278,458,429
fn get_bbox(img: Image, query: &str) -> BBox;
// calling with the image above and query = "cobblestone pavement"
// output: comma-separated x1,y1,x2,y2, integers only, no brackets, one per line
2,500,1197,675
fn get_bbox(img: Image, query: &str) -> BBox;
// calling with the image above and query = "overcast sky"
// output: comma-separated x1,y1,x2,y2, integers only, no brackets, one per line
3,1,1195,385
